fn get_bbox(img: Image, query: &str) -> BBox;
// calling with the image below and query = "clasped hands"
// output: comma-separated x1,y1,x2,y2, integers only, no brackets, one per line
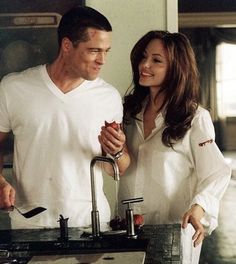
98,123,125,157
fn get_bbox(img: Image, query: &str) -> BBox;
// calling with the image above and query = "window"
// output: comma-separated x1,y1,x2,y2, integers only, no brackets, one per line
216,43,236,117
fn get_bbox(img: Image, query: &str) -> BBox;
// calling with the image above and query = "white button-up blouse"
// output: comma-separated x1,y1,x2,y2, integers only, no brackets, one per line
119,105,231,234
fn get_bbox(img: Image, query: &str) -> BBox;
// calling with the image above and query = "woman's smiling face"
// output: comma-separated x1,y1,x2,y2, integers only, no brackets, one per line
138,39,169,90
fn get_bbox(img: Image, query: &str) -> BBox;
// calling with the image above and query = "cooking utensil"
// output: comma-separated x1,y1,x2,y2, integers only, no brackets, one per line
1,206,47,218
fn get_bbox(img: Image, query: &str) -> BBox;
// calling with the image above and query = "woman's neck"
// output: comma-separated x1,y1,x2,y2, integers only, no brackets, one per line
148,88,165,113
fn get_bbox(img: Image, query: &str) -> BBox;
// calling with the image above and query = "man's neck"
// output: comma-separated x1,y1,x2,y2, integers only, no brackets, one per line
46,62,84,94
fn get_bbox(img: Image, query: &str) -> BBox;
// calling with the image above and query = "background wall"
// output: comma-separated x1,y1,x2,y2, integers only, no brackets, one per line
87,0,178,96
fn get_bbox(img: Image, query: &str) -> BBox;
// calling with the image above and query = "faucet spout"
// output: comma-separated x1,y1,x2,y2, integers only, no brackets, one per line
90,156,119,238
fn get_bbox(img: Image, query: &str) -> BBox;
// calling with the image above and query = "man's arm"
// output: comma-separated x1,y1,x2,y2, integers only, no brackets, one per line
0,131,15,208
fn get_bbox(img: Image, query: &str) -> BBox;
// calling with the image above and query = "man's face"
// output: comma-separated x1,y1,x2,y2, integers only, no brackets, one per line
64,28,111,81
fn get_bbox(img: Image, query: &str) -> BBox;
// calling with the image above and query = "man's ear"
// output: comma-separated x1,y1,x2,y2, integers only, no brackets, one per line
61,37,73,52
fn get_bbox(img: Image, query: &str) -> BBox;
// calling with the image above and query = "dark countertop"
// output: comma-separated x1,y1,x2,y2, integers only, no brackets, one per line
0,224,182,264
142,224,181,264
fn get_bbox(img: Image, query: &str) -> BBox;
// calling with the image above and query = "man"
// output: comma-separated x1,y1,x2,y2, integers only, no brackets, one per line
0,6,130,229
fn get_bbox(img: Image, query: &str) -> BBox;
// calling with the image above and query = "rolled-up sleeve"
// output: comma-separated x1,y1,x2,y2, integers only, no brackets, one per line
189,109,231,234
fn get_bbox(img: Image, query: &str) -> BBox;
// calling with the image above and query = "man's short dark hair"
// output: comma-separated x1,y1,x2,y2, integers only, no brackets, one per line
58,5,112,47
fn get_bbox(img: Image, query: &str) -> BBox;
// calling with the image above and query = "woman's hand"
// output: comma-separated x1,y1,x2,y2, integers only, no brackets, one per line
98,123,130,175
182,204,205,247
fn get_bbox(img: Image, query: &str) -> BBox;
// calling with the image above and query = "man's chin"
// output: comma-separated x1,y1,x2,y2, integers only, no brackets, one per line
86,75,99,81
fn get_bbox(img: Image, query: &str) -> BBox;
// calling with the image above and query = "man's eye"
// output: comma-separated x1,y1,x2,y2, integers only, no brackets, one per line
90,49,99,54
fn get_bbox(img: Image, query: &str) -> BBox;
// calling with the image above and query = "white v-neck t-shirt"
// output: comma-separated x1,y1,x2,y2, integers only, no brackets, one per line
0,65,123,229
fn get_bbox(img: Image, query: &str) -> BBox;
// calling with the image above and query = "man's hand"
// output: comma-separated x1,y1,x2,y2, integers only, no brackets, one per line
0,175,15,208
182,204,205,247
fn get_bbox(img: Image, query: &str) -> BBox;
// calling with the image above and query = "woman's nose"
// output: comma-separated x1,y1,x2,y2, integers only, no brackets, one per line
141,59,151,68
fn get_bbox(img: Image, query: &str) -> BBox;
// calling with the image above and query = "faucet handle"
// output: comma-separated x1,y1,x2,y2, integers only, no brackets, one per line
122,197,144,207
122,197,144,238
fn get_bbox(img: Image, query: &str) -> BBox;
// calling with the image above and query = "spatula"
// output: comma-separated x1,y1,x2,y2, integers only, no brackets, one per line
2,206,47,218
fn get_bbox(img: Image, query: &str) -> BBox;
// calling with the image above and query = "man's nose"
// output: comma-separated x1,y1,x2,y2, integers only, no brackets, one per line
96,52,106,64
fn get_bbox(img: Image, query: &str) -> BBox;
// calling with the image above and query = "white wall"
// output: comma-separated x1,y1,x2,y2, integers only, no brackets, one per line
87,0,178,218
87,0,178,96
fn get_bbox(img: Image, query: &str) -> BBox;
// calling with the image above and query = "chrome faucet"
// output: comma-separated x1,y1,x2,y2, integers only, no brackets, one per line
90,156,120,238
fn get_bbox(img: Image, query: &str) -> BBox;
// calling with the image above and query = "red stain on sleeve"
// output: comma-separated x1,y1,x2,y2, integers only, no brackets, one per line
199,139,213,147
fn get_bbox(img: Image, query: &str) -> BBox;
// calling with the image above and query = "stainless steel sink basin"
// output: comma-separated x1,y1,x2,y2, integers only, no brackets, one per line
28,251,146,264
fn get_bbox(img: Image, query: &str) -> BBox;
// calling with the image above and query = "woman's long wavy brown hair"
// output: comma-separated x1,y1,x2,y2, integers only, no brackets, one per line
123,30,200,147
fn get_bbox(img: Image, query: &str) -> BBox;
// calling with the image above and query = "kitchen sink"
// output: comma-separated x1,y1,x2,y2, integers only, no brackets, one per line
0,224,182,263
0,227,149,263
28,251,146,264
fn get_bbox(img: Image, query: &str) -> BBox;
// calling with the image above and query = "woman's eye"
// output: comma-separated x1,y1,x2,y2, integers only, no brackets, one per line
141,53,147,58
153,58,161,63
141,56,147,62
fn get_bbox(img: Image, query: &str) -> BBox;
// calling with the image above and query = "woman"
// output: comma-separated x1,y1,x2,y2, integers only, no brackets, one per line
119,31,231,263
